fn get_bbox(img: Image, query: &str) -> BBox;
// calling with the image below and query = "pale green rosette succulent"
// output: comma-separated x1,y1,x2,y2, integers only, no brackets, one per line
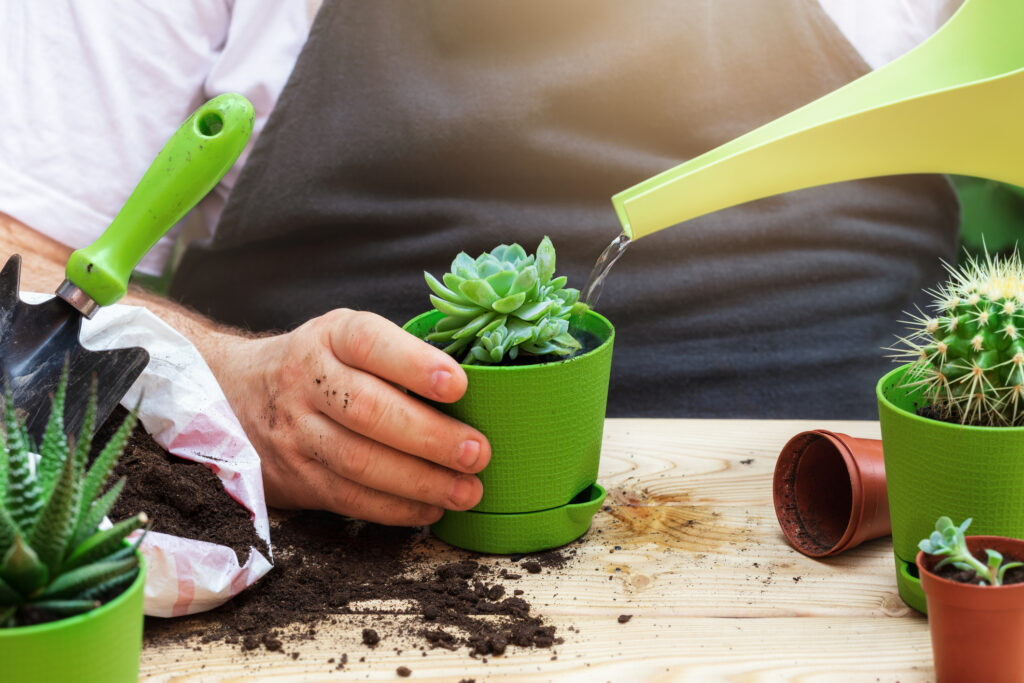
424,236,588,365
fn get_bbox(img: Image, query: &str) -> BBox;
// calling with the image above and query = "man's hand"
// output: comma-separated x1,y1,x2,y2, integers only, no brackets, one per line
0,216,486,526
199,309,491,526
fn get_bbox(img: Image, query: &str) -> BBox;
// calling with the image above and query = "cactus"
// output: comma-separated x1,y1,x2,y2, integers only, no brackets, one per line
424,236,588,365
890,250,1024,426
0,371,146,628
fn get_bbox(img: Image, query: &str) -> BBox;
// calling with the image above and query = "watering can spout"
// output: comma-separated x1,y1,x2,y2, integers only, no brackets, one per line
612,0,1024,241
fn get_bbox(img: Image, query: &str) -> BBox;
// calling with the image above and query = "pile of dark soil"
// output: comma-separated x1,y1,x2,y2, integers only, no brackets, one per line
93,406,574,660
143,509,573,659
91,406,268,564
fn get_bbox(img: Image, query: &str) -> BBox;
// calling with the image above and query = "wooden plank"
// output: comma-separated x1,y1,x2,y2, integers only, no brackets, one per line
140,616,931,682
141,418,930,681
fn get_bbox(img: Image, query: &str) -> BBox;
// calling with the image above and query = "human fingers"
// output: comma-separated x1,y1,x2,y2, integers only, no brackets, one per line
325,309,468,403
308,360,490,475
285,455,445,526
298,411,483,510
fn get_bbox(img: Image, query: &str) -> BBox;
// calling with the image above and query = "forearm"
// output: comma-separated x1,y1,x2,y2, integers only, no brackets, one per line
0,212,250,387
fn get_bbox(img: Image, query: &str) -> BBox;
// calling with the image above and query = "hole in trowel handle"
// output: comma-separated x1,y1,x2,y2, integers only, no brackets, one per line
196,111,224,137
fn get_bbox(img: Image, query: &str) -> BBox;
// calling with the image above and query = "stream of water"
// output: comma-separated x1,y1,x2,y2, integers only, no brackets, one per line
579,232,631,309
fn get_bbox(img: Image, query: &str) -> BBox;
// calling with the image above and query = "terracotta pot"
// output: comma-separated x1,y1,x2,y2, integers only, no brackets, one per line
917,535,1024,683
773,430,889,557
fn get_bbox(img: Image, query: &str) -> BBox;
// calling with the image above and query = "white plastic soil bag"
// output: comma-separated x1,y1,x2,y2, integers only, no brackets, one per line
27,293,273,617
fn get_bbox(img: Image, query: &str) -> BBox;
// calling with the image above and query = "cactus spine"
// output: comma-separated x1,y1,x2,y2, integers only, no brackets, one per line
892,251,1024,426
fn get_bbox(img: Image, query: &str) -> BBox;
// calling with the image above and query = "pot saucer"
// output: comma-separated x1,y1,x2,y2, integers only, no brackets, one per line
431,484,607,554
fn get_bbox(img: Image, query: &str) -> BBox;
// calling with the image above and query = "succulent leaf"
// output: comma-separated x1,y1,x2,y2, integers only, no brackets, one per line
28,599,100,618
536,236,556,284
29,449,80,576
424,237,589,365
37,367,69,496
424,271,471,305
77,409,137,537
62,513,147,573
0,535,49,595
485,271,517,298
492,292,527,314
4,391,44,533
0,507,16,558
0,574,20,604
429,295,482,318
459,279,500,308
71,477,125,551
39,556,137,601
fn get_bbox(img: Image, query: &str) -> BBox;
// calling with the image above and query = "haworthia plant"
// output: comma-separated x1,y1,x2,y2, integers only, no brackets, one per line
0,370,146,628
919,516,1023,586
890,250,1024,426
424,236,588,365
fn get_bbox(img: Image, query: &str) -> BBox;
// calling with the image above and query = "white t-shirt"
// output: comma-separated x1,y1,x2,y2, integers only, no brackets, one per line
0,0,308,274
0,0,962,275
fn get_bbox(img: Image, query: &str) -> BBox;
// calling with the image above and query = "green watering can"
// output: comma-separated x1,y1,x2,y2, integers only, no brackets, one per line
612,0,1024,240
608,0,1024,612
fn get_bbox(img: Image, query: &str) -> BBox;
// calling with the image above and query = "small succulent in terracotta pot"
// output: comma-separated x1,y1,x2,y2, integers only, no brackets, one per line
916,516,1024,683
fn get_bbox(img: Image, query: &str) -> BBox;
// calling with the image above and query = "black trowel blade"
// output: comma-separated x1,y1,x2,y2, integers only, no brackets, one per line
0,254,149,442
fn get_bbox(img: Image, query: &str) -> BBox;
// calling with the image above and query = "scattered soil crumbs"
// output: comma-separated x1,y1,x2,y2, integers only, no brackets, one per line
90,406,268,565
144,509,575,660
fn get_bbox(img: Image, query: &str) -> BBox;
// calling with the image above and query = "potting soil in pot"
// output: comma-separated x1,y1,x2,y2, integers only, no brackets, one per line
932,554,1024,585
143,508,573,660
91,406,268,564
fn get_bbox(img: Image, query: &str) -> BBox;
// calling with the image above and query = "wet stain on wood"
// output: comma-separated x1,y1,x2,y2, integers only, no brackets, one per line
601,486,755,553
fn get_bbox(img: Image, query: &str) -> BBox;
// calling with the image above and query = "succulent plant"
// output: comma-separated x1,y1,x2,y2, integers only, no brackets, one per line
0,371,146,628
919,516,1022,586
424,236,588,365
890,250,1024,426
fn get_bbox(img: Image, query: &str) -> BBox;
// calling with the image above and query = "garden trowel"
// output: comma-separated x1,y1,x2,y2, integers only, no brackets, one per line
612,0,1024,239
0,93,254,442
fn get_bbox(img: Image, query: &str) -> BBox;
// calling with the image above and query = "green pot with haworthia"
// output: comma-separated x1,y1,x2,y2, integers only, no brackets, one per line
0,372,149,681
405,237,613,554
880,251,1024,612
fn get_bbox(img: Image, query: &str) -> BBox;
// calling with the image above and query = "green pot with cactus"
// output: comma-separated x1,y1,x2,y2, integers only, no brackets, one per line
0,373,148,682
879,252,1024,612
405,237,612,554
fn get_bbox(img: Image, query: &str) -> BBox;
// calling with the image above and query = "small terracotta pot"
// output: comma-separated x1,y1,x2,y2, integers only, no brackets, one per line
773,430,890,557
918,536,1024,683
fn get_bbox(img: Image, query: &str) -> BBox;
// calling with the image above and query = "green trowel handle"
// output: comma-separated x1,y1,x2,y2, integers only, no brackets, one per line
65,93,254,306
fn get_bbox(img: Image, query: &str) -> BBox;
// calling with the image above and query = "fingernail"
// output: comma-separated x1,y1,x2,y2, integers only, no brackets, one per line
432,369,452,396
448,477,478,509
458,440,480,469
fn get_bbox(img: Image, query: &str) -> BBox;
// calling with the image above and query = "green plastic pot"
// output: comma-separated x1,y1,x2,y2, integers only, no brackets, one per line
405,309,613,554
0,553,146,682
877,364,1024,613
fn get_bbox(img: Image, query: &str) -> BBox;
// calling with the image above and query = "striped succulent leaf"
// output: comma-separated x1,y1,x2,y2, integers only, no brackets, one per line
0,371,146,628
424,236,588,365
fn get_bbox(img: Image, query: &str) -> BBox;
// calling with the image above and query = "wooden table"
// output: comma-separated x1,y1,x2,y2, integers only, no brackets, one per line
140,418,935,682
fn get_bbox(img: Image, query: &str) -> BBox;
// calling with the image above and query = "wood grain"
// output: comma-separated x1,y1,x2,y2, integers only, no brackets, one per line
141,418,935,682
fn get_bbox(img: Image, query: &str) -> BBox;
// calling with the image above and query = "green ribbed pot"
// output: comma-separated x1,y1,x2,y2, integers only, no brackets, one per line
877,364,1024,613
0,552,146,682
405,309,613,553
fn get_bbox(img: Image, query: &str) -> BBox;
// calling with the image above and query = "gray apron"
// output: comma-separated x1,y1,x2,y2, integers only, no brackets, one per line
171,0,958,418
